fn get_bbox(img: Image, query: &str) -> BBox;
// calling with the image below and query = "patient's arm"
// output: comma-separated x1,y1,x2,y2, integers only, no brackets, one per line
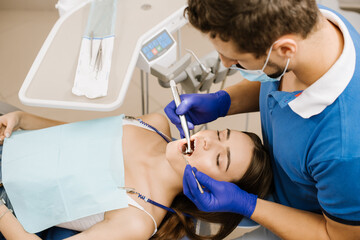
66,206,157,240
0,111,65,142
15,111,65,130
0,205,41,240
0,205,155,240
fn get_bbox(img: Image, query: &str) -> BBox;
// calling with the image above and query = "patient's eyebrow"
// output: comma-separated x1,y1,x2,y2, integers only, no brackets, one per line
225,129,231,171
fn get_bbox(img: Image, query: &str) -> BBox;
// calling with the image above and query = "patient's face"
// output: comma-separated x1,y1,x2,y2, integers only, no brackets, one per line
166,129,254,182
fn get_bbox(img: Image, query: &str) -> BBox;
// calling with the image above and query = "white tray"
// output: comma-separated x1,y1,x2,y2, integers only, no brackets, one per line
19,0,187,111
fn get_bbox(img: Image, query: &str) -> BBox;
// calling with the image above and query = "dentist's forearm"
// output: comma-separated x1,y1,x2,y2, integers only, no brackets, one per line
251,199,330,240
224,80,260,115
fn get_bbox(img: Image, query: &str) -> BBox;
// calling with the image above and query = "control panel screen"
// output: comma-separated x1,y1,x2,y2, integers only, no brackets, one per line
141,29,174,62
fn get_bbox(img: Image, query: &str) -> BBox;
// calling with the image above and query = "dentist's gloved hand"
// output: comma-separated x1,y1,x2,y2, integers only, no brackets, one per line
164,90,231,137
183,165,257,218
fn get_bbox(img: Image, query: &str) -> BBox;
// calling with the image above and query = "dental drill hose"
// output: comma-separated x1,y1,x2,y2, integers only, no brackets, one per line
170,80,192,154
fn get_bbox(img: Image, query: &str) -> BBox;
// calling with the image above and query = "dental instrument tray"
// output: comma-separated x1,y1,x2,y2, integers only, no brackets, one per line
19,0,187,111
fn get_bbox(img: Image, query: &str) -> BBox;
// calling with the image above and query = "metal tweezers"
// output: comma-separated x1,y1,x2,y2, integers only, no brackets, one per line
90,31,103,73
94,40,103,72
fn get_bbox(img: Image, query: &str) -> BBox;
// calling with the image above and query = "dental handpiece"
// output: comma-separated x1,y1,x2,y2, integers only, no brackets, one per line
169,80,193,154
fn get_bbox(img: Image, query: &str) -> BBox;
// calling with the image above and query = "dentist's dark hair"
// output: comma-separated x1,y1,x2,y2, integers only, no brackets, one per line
185,0,320,58
151,131,272,240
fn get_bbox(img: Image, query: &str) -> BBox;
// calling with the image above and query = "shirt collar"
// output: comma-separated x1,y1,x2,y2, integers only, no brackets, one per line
288,9,356,119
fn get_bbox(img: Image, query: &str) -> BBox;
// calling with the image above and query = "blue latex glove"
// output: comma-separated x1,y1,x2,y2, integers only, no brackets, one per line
164,90,231,137
183,165,257,218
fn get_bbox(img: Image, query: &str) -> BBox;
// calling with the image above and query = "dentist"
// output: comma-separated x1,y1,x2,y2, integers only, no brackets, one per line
165,0,360,239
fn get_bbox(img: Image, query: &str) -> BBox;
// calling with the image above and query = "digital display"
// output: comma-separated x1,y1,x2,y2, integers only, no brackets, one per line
141,30,174,62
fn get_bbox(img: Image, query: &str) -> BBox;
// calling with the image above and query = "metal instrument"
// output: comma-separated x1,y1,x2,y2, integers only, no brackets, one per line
169,80,193,154
182,155,204,194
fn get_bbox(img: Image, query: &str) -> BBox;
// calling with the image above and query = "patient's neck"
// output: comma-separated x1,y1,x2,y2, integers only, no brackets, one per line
158,153,183,193
145,152,184,204
123,126,184,205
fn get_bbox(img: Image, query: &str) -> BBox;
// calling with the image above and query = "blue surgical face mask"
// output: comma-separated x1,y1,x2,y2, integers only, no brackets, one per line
231,43,290,83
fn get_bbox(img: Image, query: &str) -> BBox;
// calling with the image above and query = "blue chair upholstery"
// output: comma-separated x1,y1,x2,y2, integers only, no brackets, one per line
237,217,259,228
37,227,78,240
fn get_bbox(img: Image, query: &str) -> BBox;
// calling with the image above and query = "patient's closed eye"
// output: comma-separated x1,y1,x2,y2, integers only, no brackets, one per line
216,131,223,168
216,129,231,171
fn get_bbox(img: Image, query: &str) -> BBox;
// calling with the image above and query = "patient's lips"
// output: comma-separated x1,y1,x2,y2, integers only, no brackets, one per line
182,139,195,156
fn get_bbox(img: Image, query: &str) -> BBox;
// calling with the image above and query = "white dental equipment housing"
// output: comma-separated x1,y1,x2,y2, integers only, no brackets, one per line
18,0,187,111
137,29,177,73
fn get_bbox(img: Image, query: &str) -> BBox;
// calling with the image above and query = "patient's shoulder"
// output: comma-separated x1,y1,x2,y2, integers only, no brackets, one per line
138,113,171,138
104,206,156,239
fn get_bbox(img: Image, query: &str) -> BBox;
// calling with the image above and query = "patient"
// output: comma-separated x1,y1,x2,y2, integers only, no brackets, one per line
0,111,272,240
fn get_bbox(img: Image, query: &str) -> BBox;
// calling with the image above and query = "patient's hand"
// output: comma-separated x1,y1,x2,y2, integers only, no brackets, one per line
0,111,22,144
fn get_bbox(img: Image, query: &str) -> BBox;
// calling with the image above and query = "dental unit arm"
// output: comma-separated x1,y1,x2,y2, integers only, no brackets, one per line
150,50,237,94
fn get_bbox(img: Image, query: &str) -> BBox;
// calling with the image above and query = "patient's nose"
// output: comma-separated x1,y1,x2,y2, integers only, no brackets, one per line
203,138,221,151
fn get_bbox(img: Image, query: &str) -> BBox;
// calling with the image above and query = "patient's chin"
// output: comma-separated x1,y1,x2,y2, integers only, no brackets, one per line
165,142,187,173
165,142,178,161
165,140,175,153
165,139,183,155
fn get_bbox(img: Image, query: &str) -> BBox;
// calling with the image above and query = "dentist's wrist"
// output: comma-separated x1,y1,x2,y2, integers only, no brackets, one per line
244,193,258,218
214,90,231,117
233,192,258,218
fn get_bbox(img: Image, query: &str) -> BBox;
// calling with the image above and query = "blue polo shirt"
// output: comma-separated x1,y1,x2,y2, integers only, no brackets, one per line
259,6,360,225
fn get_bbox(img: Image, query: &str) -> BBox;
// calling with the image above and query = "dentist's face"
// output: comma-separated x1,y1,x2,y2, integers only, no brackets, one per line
209,35,286,78
166,129,254,182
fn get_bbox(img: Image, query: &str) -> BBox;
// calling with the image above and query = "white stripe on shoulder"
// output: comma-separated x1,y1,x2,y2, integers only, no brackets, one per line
126,194,158,236
123,117,155,132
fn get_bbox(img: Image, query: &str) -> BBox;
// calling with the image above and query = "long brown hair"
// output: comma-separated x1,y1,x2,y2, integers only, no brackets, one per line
151,131,272,240
185,0,320,58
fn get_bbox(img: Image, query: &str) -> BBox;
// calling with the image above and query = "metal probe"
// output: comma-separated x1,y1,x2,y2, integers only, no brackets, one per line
182,155,204,194
169,80,192,154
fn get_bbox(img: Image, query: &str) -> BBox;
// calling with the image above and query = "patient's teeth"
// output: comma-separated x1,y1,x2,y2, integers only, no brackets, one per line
190,139,195,152
181,144,187,154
